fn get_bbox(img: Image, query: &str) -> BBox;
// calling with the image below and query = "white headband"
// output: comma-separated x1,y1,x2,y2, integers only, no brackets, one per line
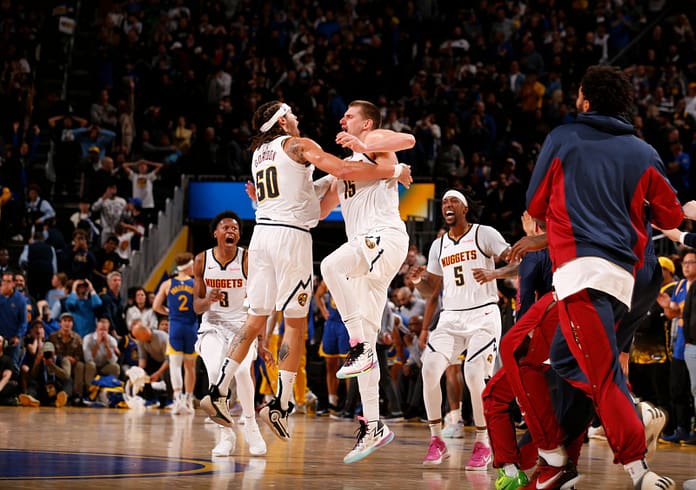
260,103,291,133
443,190,468,207
177,259,194,272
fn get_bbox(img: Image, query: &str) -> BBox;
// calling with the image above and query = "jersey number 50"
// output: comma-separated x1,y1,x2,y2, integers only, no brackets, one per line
256,167,280,202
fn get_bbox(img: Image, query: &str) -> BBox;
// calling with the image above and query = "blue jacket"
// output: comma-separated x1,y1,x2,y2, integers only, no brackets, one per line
0,291,28,339
527,112,682,274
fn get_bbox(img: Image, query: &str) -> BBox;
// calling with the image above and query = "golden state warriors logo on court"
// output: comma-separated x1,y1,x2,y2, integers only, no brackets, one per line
298,293,308,307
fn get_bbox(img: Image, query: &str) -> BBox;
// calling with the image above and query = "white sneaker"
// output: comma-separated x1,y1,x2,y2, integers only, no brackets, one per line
635,471,675,489
638,401,667,459
684,477,696,490
337,342,376,379
212,427,236,457
343,417,394,464
243,418,267,456
170,397,184,415
441,411,464,438
588,425,607,441
183,396,195,415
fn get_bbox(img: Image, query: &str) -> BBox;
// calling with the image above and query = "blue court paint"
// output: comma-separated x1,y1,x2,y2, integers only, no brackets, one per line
0,449,245,480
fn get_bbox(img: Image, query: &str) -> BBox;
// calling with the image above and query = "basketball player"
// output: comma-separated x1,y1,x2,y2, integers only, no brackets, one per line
193,211,266,457
523,65,681,489
152,252,197,415
409,189,510,471
200,101,413,442
318,100,416,463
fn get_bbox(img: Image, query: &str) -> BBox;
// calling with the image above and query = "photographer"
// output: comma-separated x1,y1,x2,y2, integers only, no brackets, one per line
18,323,71,407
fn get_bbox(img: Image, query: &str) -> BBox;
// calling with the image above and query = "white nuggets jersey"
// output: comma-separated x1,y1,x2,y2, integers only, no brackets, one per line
427,224,510,310
252,135,319,229
202,247,247,328
338,153,406,239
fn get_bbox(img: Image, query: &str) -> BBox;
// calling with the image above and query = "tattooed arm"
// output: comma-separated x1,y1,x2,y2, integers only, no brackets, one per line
283,136,412,186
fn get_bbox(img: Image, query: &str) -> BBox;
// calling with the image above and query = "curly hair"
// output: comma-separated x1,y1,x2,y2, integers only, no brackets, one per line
249,101,290,151
210,210,243,238
580,65,633,117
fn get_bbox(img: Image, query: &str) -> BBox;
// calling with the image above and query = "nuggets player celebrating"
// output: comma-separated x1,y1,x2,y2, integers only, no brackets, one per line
318,100,415,463
152,252,198,415
200,101,412,442
193,211,266,457
411,190,510,470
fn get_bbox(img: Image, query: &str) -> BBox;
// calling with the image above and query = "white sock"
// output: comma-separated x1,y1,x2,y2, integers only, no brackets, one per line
277,370,296,410
538,447,567,467
343,312,365,342
329,394,338,406
504,463,519,477
475,428,489,445
214,357,240,396
429,420,443,438
624,459,649,485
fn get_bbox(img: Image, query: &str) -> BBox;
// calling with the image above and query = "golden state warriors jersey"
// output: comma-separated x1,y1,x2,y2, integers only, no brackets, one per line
202,247,247,328
338,153,405,239
426,224,510,310
252,135,320,229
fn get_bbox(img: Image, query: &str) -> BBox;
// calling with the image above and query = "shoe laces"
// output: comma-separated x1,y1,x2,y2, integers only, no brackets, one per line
351,418,370,451
344,343,365,367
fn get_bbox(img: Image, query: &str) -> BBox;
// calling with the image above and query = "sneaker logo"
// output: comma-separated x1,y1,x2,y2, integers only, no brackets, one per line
536,470,563,490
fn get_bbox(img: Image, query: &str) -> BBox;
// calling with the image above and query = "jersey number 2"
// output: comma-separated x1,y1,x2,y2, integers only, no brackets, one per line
256,167,279,202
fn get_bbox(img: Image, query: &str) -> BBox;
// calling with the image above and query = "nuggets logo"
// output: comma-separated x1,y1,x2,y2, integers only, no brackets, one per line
365,238,376,249
298,293,308,307
487,354,493,364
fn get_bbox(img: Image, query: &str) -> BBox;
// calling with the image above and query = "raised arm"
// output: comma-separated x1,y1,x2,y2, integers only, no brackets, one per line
335,129,416,154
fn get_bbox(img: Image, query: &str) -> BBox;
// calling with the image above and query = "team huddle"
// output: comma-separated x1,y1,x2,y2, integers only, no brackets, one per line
160,66,685,490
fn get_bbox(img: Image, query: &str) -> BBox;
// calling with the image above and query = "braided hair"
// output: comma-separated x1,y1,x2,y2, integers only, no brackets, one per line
249,101,290,151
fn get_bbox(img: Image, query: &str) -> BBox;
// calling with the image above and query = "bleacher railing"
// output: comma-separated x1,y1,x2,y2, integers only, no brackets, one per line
121,175,189,294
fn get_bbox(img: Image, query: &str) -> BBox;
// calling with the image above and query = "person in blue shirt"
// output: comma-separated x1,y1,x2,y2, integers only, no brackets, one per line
64,278,103,337
0,271,28,373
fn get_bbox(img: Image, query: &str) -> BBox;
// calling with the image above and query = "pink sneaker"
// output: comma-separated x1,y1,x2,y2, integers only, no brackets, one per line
465,441,492,471
422,436,449,466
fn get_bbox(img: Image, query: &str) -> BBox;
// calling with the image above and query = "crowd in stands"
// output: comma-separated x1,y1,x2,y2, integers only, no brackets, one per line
3,0,696,455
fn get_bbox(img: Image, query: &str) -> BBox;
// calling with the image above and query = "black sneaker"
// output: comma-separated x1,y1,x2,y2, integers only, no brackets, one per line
259,397,293,441
331,410,355,421
200,386,234,428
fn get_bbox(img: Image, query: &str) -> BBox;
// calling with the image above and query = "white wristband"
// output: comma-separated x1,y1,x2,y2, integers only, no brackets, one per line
392,163,403,179
412,275,422,285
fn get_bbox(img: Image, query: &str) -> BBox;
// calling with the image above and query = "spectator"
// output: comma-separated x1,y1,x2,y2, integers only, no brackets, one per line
69,197,101,246
37,300,59,336
0,335,19,405
83,318,120,389
64,278,102,338
92,235,127,294
397,314,426,420
122,160,163,224
99,271,127,337
90,88,118,130
92,183,127,244
48,312,86,406
60,229,97,280
24,184,56,240
19,231,58,301
126,287,158,332
46,273,69,311
0,271,28,372
0,249,10,274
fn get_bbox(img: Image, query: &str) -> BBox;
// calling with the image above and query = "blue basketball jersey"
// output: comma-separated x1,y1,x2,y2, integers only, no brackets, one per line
167,277,197,325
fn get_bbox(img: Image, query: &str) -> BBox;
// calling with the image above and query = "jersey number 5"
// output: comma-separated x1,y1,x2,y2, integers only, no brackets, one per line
454,265,465,286
256,167,280,202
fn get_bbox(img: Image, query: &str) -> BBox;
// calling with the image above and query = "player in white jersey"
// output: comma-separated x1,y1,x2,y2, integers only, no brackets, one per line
409,190,510,470
193,211,266,457
200,100,412,442
318,100,415,463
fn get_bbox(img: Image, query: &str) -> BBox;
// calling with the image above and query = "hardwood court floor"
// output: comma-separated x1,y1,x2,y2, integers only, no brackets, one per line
1,406,696,489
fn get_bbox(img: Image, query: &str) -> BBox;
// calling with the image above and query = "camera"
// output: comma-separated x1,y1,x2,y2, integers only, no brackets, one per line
43,351,53,359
